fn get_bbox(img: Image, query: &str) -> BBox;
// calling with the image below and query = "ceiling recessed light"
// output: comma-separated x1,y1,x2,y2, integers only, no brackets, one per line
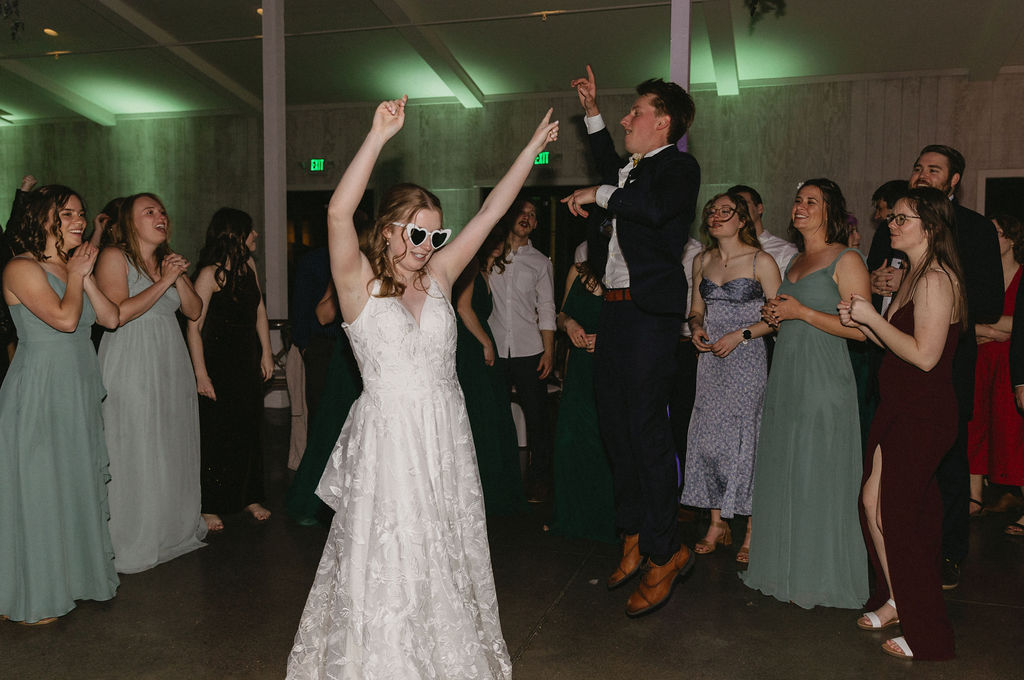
43,28,59,37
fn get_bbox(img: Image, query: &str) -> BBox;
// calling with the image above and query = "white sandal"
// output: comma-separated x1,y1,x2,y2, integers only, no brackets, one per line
857,598,900,630
882,635,913,659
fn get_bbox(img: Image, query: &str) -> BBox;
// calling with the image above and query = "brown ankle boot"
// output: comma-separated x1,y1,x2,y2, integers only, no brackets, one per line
607,533,643,590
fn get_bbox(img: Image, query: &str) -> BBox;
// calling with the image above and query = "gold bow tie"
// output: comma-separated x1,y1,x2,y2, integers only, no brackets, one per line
631,154,643,167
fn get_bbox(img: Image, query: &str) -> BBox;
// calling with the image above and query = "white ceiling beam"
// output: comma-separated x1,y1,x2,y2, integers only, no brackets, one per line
370,0,485,109
94,0,261,112
964,0,1024,81
0,56,117,125
702,0,739,96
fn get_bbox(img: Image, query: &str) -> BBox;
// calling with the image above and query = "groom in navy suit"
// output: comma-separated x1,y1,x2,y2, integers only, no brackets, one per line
564,66,701,617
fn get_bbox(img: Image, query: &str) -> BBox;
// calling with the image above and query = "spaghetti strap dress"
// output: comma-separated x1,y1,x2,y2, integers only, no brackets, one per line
861,300,958,660
0,272,119,622
287,278,511,679
741,248,868,609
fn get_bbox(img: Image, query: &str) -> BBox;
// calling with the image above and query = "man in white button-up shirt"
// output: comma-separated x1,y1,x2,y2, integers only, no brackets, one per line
729,185,798,275
488,199,556,501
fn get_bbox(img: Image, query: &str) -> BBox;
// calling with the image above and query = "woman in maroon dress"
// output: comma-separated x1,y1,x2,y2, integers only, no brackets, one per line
839,186,966,661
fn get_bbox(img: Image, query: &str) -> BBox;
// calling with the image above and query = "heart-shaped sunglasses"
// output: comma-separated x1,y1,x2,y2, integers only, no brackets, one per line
391,222,452,250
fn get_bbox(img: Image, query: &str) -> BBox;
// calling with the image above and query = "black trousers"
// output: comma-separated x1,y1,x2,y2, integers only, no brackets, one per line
594,299,681,558
937,415,970,563
668,338,699,471
498,353,551,484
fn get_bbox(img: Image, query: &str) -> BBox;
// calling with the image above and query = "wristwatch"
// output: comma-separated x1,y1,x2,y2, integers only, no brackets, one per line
741,329,752,345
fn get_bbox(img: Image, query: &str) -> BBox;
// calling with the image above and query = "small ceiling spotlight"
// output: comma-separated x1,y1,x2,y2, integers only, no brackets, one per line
43,28,58,37
257,8,263,16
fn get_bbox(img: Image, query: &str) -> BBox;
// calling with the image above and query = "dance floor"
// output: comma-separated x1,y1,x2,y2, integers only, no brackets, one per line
3,408,1023,679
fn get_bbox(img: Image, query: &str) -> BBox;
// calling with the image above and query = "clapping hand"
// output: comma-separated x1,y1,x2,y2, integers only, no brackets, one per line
161,253,189,281
67,241,99,279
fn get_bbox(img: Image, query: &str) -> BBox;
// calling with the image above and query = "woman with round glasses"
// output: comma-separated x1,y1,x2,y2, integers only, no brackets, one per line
286,96,557,679
741,178,871,609
683,191,780,563
186,208,275,532
839,186,965,660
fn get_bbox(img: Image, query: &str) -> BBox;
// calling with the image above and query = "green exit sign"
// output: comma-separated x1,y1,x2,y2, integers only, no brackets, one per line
534,151,549,165
310,158,325,172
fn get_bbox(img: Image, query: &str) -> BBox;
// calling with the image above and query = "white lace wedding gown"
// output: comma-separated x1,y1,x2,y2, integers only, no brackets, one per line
286,278,513,680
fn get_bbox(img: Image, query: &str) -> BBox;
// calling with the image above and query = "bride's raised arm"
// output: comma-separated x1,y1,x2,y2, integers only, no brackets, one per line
431,110,559,285
328,95,407,322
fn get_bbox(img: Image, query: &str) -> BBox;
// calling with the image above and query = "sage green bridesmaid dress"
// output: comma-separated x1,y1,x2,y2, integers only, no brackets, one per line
741,249,868,609
0,272,119,623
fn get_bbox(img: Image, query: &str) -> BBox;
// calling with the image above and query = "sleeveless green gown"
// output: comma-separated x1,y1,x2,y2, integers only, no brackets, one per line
455,272,528,515
548,277,617,543
741,249,868,609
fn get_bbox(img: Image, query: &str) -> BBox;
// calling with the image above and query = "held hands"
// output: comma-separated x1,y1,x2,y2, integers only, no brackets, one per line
371,95,408,142
762,294,805,327
710,331,743,358
561,186,598,218
870,265,904,297
570,64,599,117
67,242,99,279
565,317,594,351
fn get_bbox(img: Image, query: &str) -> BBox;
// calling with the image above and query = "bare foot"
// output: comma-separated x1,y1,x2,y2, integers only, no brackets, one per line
245,503,271,521
202,513,224,532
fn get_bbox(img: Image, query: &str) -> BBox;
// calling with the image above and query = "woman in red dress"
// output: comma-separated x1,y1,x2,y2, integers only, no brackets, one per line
839,186,966,661
968,214,1024,524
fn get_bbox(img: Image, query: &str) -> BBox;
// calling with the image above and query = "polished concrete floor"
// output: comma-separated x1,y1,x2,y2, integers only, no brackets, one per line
3,408,1023,679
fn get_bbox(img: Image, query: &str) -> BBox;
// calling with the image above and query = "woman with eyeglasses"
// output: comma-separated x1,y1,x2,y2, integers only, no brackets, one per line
968,214,1024,531
682,192,780,563
286,97,557,679
453,223,528,515
839,186,965,660
186,207,275,532
741,178,871,609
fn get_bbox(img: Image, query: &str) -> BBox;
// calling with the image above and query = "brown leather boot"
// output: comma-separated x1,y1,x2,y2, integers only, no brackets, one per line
607,533,642,590
625,545,694,617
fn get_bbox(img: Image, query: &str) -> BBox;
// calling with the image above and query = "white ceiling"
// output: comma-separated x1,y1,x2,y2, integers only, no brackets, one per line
1,0,1022,125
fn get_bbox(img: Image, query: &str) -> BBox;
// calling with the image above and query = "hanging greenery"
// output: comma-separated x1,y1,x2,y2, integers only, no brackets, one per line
745,0,786,29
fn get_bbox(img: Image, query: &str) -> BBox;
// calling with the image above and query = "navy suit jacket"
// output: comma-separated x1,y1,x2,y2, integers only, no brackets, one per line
586,127,700,317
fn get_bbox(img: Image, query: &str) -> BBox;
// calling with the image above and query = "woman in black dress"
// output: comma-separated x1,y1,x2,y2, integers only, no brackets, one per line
839,186,966,660
186,208,274,531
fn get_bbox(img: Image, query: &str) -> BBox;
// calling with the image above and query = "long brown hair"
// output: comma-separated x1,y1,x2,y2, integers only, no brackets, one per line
117,193,172,278
898,187,967,329
194,207,254,296
788,178,849,251
700,190,760,250
367,183,443,298
9,185,83,262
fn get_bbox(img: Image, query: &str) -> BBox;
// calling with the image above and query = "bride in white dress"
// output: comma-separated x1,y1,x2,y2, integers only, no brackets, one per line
286,96,559,680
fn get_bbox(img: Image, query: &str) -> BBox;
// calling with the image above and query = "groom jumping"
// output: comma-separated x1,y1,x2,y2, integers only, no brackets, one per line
563,65,701,617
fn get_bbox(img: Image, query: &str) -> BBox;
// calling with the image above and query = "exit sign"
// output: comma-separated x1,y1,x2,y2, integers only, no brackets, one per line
534,151,549,165
310,158,325,172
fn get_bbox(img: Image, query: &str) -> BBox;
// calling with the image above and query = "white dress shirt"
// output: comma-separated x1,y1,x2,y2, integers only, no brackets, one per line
585,114,671,289
681,237,704,337
758,230,798,275
488,241,556,358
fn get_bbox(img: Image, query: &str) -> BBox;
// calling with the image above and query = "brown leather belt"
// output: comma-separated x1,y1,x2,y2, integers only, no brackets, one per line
603,287,631,302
